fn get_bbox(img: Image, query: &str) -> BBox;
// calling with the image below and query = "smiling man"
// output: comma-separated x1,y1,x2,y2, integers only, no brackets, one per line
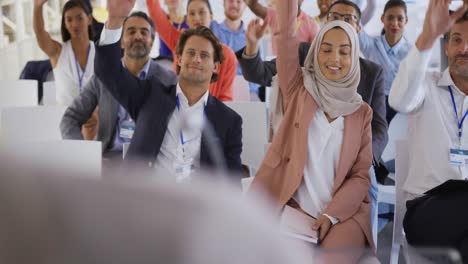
210,0,261,99
389,1,468,260
61,11,177,160
93,0,243,180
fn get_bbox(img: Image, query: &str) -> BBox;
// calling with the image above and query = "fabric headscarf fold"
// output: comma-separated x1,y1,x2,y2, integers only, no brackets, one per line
270,20,362,134
303,20,362,119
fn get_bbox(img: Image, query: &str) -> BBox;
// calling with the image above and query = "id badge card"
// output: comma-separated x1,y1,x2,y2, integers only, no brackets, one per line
173,161,193,183
120,120,135,139
449,147,468,165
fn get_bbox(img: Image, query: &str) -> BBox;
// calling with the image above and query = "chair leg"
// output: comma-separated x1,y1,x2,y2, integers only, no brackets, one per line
389,243,400,264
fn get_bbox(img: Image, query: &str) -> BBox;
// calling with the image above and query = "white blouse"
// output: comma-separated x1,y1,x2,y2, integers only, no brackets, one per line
53,40,95,106
293,109,344,219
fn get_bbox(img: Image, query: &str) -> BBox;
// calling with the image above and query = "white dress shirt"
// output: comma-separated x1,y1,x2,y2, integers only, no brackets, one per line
389,46,468,195
293,109,344,224
153,85,209,176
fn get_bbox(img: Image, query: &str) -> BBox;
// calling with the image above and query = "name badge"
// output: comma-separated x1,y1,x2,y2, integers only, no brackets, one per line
449,148,468,165
120,120,135,139
173,162,194,183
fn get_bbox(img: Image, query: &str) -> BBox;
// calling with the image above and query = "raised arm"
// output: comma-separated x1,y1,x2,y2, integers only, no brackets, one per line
244,0,267,19
146,0,181,53
276,0,302,106
389,0,467,113
236,18,277,87
360,0,376,27
33,0,61,66
94,0,150,120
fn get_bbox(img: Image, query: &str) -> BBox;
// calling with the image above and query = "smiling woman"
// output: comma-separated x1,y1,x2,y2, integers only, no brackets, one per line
248,1,374,263
33,0,98,140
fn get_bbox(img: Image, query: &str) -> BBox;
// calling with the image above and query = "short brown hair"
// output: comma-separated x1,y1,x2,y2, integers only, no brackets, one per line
175,26,224,83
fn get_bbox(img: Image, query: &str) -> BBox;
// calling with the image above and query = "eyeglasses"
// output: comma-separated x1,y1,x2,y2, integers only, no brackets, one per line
326,12,358,24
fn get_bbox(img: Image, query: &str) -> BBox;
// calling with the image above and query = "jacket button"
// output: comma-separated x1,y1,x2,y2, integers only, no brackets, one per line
294,122,299,128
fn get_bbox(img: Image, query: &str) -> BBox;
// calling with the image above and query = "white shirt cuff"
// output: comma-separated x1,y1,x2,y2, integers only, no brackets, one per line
99,25,123,46
242,50,258,59
323,213,339,225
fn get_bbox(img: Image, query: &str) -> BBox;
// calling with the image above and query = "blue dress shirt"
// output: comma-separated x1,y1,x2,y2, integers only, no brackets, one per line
211,20,261,94
359,31,412,95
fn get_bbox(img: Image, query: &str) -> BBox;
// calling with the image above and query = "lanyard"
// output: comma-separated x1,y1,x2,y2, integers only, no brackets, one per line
448,86,468,140
73,45,91,91
170,16,185,31
175,95,206,147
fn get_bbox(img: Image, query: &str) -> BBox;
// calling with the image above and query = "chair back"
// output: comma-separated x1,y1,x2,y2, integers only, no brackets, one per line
0,106,66,141
225,102,268,170
0,80,38,107
232,76,250,101
42,81,56,105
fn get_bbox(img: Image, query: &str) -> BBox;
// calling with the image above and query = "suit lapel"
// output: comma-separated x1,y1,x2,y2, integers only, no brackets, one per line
200,95,217,166
332,111,361,193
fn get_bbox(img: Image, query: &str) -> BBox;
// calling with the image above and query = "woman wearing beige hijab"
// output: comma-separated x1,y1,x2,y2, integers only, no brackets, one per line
248,0,373,262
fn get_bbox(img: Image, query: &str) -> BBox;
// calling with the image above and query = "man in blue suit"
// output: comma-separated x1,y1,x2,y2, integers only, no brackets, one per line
94,0,242,179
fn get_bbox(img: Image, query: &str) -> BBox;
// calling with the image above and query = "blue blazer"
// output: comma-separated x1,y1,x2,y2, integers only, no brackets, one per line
94,41,243,174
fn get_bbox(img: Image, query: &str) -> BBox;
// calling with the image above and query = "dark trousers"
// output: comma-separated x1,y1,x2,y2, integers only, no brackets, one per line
385,95,397,125
403,192,468,263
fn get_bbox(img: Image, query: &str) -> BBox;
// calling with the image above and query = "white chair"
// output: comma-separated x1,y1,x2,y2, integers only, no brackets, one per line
232,76,250,101
0,80,38,107
42,81,56,105
390,140,411,264
0,106,66,141
225,102,268,172
374,114,408,244
1,140,102,178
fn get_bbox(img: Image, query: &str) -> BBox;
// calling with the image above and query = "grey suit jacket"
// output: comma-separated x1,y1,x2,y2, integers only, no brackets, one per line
236,42,388,163
60,60,177,152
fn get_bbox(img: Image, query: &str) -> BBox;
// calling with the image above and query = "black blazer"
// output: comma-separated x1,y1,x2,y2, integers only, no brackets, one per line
236,42,388,163
94,41,242,174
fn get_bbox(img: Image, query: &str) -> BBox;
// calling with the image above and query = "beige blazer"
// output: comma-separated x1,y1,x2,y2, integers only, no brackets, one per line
249,0,374,249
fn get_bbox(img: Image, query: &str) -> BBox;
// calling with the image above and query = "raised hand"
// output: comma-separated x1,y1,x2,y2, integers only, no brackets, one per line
106,0,136,29
34,0,48,7
416,0,467,50
245,17,269,56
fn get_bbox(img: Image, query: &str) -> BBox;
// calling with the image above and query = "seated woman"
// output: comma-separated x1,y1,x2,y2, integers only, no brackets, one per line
359,0,412,123
33,0,97,140
248,0,373,262
146,0,237,102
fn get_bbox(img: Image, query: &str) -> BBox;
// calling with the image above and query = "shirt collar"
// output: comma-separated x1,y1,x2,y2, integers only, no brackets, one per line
121,58,151,80
381,34,408,55
438,68,465,95
219,20,245,33
176,83,209,107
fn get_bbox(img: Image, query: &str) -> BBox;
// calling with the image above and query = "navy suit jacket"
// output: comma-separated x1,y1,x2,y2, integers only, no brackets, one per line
94,41,243,174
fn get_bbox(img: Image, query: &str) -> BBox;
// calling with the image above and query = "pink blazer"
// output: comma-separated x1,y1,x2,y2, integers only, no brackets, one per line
249,0,374,249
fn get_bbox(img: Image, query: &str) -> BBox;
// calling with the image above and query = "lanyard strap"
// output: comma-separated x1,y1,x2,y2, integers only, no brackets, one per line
74,45,91,91
175,95,206,146
448,86,468,140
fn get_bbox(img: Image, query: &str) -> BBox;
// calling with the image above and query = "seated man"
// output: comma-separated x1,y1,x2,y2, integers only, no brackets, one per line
238,0,388,231
389,0,468,261
60,12,177,159
94,0,243,179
